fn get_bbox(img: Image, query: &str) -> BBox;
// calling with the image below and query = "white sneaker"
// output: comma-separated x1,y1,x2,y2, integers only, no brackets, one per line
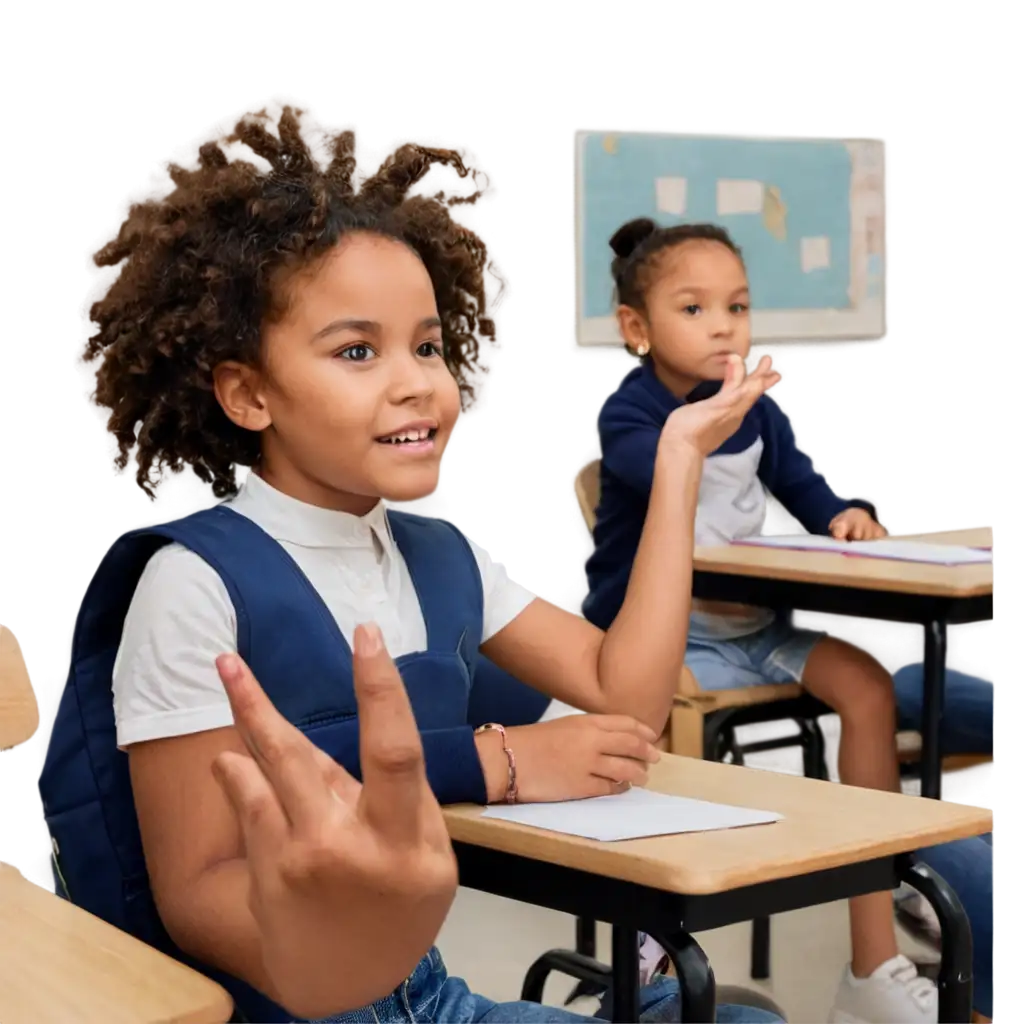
828,954,938,1023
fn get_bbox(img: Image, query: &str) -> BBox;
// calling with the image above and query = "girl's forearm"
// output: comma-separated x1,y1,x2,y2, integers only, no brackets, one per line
163,858,423,1019
160,858,285,1004
597,442,703,733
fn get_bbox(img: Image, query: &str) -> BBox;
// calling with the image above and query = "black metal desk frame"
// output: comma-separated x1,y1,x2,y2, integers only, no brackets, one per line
455,841,973,1022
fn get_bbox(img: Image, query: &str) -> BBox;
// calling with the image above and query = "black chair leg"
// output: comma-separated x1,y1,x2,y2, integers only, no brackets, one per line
650,929,717,1023
750,915,771,980
899,855,974,1023
799,716,829,780
577,917,596,958
703,708,747,764
521,949,612,1005
565,918,606,1003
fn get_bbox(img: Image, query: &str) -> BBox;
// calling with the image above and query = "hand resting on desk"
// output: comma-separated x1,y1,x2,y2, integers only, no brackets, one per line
475,714,661,804
830,506,887,541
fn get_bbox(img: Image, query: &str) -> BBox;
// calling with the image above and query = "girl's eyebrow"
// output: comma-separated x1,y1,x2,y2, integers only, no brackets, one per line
669,284,750,299
311,317,443,342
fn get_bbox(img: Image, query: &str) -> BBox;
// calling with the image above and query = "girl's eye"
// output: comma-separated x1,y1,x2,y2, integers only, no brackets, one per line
418,340,445,358
730,303,750,314
338,343,375,362
682,304,702,316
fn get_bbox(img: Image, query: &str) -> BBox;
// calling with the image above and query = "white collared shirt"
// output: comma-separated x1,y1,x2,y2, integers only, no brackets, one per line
111,473,535,748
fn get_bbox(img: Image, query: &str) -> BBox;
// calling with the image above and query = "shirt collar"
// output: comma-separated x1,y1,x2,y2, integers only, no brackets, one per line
228,471,395,555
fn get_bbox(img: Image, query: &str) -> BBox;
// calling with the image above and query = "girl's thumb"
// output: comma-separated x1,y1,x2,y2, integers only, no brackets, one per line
722,354,745,390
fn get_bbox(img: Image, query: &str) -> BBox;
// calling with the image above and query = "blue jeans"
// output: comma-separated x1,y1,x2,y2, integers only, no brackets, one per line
307,948,782,1022
892,664,993,755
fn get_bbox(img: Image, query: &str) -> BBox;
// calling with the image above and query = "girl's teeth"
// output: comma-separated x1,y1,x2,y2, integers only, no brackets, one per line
384,428,431,443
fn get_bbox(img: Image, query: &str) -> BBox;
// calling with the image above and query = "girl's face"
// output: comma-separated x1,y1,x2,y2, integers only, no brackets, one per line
618,240,751,397
218,233,461,514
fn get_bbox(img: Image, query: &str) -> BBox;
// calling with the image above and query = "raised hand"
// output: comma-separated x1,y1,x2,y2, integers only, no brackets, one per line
211,623,457,1018
662,354,781,456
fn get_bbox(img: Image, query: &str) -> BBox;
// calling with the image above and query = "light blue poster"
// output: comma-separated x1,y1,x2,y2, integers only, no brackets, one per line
575,132,885,345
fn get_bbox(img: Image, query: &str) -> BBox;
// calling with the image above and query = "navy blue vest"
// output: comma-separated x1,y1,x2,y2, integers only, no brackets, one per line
38,505,528,1022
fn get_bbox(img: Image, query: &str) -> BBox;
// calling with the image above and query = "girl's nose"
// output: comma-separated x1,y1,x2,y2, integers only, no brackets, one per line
388,355,434,403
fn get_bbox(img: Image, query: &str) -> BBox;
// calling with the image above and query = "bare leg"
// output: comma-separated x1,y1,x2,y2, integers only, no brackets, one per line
801,637,901,978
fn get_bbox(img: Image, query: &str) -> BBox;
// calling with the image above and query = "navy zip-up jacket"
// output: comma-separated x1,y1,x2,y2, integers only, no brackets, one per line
583,361,876,631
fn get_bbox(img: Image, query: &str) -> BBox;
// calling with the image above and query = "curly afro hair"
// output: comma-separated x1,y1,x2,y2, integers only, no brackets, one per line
85,106,499,498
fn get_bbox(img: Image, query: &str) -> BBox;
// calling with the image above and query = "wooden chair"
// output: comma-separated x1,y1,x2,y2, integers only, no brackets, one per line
0,625,232,1024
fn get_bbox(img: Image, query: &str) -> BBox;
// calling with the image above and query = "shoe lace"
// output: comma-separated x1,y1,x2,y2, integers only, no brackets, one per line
889,957,937,1009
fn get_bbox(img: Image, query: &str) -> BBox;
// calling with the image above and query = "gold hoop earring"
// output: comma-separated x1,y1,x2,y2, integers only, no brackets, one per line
636,342,650,356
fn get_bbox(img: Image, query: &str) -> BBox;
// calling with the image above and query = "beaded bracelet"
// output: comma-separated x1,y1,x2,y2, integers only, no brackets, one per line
475,722,518,804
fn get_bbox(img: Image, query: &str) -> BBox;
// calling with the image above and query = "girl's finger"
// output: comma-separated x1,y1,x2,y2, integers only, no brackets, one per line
352,624,432,845
591,716,659,743
596,729,661,764
213,750,289,861
310,743,362,806
719,354,747,393
216,654,333,831
591,755,651,787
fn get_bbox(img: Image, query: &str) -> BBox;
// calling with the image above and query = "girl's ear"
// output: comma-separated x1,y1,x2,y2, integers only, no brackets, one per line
616,304,649,357
213,361,272,432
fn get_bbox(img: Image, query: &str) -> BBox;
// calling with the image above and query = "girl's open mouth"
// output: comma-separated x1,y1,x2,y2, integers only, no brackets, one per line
375,426,438,451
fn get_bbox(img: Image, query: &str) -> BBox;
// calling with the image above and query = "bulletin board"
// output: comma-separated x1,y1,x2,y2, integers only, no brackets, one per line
575,131,885,345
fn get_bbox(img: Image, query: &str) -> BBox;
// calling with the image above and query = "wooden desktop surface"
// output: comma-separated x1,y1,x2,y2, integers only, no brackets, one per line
0,862,233,1024
691,528,992,599
444,754,992,896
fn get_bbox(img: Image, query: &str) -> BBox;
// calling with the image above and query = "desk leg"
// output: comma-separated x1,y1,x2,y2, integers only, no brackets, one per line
653,931,716,1024
921,620,947,800
900,856,973,1023
611,926,641,1023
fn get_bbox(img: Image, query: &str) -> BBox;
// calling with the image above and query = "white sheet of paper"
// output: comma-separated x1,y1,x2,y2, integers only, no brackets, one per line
800,235,831,272
732,535,991,565
716,179,764,215
655,176,688,215
481,786,782,842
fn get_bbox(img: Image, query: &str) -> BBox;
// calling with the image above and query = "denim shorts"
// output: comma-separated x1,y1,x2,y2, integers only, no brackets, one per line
686,613,825,691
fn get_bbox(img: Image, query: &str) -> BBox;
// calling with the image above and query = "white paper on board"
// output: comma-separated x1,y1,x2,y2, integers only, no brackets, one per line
716,179,764,215
655,176,688,215
801,236,832,272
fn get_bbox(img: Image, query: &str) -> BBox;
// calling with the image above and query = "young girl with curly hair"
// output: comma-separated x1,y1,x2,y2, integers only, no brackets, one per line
39,106,780,1023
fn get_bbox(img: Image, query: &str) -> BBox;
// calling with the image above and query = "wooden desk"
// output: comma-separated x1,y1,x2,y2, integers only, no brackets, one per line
692,528,993,800
0,862,233,1024
446,755,991,1023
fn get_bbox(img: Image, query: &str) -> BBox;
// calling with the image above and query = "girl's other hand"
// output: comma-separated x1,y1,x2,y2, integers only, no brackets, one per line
662,355,781,457
830,507,887,541
476,714,661,804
